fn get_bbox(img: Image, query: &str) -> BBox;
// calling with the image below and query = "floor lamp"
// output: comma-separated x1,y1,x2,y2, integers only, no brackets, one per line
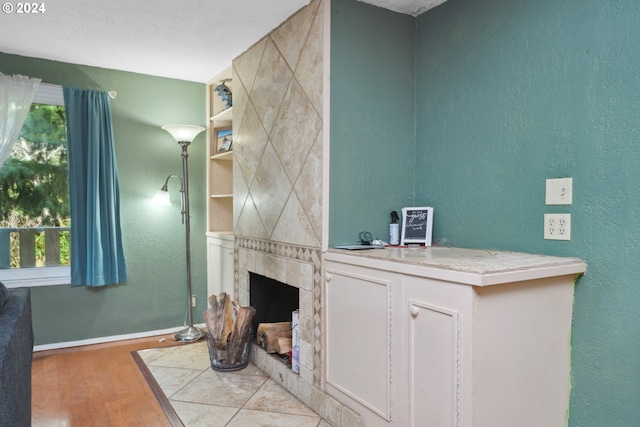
159,124,206,342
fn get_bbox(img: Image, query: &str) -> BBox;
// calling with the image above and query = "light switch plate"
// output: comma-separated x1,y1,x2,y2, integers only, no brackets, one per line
546,178,573,205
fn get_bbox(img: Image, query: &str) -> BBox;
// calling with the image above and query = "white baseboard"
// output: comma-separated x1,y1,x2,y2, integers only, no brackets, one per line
33,323,207,352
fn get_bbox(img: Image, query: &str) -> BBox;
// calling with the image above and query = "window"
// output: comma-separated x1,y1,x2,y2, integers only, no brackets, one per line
0,84,70,287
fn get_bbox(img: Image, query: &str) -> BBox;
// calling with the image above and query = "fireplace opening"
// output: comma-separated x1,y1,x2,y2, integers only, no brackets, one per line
249,273,299,337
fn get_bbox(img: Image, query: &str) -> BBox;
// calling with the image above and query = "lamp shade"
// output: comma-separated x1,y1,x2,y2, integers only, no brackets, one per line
153,188,172,206
162,125,205,143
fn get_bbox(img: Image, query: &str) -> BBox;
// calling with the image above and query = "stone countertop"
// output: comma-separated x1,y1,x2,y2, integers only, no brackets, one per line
324,247,587,286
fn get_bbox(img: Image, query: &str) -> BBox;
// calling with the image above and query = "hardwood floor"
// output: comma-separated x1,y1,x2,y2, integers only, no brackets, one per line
32,333,191,427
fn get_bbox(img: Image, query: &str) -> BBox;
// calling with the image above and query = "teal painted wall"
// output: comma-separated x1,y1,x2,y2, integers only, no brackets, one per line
329,0,416,246
0,52,208,345
331,0,640,424
415,0,640,424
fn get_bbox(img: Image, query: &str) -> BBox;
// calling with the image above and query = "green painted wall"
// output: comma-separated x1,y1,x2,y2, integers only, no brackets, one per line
331,0,640,424
416,0,640,424
329,0,416,246
0,52,208,345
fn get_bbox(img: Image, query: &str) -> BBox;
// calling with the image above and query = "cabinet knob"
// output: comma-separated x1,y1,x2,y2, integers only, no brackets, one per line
410,305,419,317
326,273,332,282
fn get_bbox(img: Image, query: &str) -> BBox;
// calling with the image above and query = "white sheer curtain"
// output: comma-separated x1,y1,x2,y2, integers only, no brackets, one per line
0,73,41,168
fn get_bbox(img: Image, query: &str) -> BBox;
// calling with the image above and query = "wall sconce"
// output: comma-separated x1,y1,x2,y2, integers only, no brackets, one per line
160,124,205,342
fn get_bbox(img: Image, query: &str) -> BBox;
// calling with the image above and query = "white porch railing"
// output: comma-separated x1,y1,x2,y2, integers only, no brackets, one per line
0,227,70,269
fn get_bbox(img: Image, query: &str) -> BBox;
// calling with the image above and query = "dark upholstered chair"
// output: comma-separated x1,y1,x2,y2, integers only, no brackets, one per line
0,281,34,427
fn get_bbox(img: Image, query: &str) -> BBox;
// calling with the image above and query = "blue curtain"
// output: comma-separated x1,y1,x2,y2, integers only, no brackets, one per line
63,87,127,286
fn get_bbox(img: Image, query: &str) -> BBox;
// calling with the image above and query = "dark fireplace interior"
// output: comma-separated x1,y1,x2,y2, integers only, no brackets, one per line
249,272,299,335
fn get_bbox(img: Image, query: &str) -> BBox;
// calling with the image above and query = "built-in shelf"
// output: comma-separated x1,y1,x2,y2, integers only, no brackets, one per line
211,107,233,124
206,67,235,302
206,230,234,238
206,66,234,237
211,150,233,160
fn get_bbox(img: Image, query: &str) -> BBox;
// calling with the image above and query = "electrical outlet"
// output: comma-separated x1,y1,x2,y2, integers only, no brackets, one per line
544,213,571,240
191,295,197,307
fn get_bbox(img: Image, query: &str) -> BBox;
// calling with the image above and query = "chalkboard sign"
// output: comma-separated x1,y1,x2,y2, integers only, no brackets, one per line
400,207,434,246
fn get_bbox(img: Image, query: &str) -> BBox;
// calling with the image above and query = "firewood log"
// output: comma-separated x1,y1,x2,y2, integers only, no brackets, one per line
260,326,292,354
232,306,256,340
203,309,217,337
203,309,227,361
276,337,292,355
208,294,218,309
204,293,228,342
256,322,291,346
222,295,234,342
229,306,256,364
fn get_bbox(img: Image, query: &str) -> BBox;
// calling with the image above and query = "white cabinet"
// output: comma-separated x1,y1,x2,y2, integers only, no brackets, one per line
324,265,403,424
206,233,234,298
324,247,586,427
403,276,469,427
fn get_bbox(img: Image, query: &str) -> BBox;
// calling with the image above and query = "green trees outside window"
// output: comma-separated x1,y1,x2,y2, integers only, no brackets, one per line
0,104,70,267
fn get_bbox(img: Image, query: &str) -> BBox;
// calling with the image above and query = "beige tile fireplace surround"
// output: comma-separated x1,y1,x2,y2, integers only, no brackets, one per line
228,1,361,426
235,241,360,427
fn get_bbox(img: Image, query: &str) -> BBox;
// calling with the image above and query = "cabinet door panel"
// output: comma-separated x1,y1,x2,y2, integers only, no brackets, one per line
325,267,395,421
408,299,459,427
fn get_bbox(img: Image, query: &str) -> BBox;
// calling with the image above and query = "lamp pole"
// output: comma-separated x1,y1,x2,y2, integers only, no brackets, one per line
161,125,206,342
175,138,204,342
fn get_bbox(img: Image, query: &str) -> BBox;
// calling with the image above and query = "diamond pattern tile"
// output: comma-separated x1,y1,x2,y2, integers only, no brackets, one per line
294,131,323,241
236,195,269,240
231,0,330,408
250,143,292,236
250,38,292,135
295,1,324,115
234,101,269,187
233,38,266,97
271,78,322,183
271,0,320,72
271,194,320,247
231,65,248,133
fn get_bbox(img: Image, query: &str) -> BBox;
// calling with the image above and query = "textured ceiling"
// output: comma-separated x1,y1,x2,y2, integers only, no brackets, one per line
0,0,444,83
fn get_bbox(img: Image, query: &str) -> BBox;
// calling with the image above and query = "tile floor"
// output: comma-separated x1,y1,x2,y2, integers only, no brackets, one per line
137,341,332,427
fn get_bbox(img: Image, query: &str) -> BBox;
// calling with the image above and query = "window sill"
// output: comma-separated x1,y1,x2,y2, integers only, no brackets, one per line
0,266,70,288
